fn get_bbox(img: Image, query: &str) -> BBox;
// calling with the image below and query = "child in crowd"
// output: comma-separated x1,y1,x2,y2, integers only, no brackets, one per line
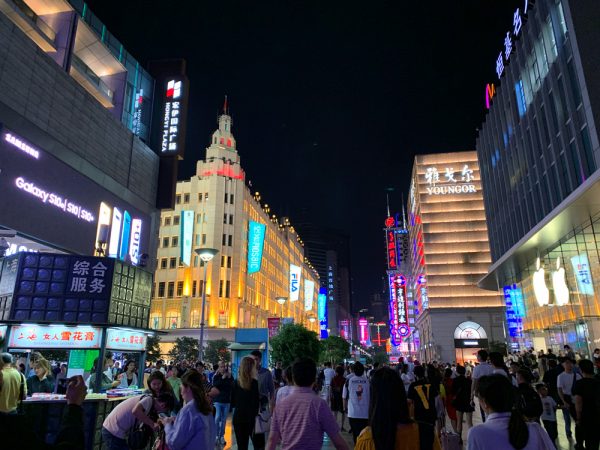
536,383,558,447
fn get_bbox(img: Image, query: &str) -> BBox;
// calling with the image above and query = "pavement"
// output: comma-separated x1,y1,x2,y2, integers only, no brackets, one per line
218,397,577,449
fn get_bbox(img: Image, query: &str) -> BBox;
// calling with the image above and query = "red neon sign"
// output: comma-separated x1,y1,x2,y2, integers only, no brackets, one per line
485,83,496,109
388,274,410,345
387,231,397,270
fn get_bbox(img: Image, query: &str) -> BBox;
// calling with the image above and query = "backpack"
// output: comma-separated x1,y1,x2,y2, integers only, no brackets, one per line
518,385,543,420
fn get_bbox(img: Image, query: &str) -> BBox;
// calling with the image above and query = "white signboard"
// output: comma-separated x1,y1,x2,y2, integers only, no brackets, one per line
304,279,315,311
424,164,476,195
289,264,301,302
106,328,147,351
8,324,102,349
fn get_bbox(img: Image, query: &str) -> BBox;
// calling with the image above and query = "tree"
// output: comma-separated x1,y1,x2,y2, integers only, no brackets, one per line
320,336,350,365
204,338,231,367
168,337,199,362
270,324,321,367
372,351,389,366
145,335,162,363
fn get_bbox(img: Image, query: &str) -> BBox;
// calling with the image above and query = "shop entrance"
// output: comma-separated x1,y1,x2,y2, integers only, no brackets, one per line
453,321,488,365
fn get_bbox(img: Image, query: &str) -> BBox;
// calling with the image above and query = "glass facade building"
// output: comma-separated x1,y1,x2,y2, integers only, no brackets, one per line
477,0,600,356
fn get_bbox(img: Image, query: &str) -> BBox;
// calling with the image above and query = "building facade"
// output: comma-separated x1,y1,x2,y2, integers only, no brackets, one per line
0,0,163,268
477,0,600,356
150,108,320,352
408,152,504,364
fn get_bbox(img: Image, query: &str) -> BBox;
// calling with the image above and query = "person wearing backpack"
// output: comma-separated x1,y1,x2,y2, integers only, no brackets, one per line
101,391,175,450
343,361,370,443
515,368,542,422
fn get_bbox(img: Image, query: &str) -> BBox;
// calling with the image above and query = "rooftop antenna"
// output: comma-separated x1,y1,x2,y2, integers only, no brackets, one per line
401,192,407,229
385,187,394,217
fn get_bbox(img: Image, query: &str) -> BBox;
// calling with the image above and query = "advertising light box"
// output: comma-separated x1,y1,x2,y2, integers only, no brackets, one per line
106,328,147,351
304,279,315,311
8,324,102,349
0,127,150,262
247,221,266,274
289,264,301,301
180,211,194,266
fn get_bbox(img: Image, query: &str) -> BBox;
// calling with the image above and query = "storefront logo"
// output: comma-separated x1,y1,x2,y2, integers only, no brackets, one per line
533,257,550,306
552,257,569,306
289,264,301,301
5,133,39,159
248,221,266,274
424,165,476,195
161,79,183,153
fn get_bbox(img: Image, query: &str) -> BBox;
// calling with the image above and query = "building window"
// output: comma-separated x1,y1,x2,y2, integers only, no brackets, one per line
173,215,180,226
225,280,231,298
198,193,203,202
219,280,224,297
176,195,181,204
194,255,198,267
224,193,228,203
192,280,197,297
165,313,179,329
162,237,169,248
195,234,200,246
183,193,190,203
221,256,226,268
220,138,224,145
190,310,200,327
205,193,209,200
230,194,234,204
223,214,228,224
160,258,167,269
222,234,227,246
228,235,233,246
164,217,171,226
199,279,204,296
227,256,232,268
229,214,234,225
158,282,166,297
176,281,183,296
150,315,162,330
171,236,179,247
202,234,207,245
167,282,175,298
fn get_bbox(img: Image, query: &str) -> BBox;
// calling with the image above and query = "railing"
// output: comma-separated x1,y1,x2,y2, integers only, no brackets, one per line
71,54,114,101
10,0,56,42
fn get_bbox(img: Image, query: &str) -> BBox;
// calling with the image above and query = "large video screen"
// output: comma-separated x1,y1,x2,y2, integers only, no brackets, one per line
0,127,151,263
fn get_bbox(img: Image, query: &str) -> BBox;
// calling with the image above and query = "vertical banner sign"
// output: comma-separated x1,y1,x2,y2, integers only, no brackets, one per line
304,279,315,311
358,318,369,345
571,253,594,295
129,219,143,265
503,285,523,338
132,89,143,136
388,274,410,345
289,264,301,301
267,317,281,338
386,230,398,270
318,287,328,339
161,79,183,154
247,221,266,274
180,211,194,266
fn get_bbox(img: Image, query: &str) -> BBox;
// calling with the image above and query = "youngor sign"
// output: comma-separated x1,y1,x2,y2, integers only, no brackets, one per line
0,127,150,263
247,221,266,274
424,165,476,196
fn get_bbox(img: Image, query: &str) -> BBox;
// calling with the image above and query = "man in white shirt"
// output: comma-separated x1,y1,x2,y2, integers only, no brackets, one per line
322,362,335,403
343,362,370,443
556,358,581,440
470,350,494,422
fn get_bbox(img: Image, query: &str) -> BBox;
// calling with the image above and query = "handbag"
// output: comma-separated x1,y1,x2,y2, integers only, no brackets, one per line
127,395,155,449
254,409,271,434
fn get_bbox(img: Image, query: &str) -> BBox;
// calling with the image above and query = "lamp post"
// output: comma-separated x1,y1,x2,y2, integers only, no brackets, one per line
194,248,218,361
276,296,287,319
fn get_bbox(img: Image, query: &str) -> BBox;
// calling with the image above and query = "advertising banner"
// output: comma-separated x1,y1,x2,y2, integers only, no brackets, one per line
571,253,594,295
0,128,150,262
304,279,315,311
8,324,102,349
289,264,301,301
180,210,194,266
503,285,523,338
318,287,328,338
106,328,147,351
388,274,410,345
248,221,266,274
358,318,369,345
267,317,281,338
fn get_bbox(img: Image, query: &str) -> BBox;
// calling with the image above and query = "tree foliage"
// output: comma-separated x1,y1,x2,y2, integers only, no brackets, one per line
168,337,199,362
204,338,231,366
270,324,321,367
320,336,350,365
372,351,389,365
145,335,162,363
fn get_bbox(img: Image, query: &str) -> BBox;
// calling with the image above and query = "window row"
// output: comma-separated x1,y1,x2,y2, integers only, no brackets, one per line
161,236,179,248
223,214,234,225
222,234,233,246
155,280,205,298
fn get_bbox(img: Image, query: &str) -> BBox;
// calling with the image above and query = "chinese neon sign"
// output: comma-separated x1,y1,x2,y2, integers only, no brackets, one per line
318,287,328,339
424,165,476,195
503,284,523,338
386,230,397,270
160,79,185,154
358,318,369,345
8,324,101,349
106,328,147,351
389,274,410,345
495,0,530,79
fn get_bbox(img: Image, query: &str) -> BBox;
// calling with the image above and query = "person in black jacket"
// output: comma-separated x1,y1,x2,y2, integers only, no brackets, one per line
0,375,86,450
516,368,543,421
213,361,234,446
231,356,261,450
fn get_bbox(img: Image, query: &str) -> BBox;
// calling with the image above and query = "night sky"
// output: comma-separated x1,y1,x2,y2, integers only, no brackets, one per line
87,0,521,311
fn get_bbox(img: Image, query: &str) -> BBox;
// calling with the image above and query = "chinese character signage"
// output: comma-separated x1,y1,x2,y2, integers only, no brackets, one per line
67,256,114,297
8,324,101,349
106,328,147,351
267,317,281,338
503,285,523,338
159,77,189,157
389,274,410,345
180,211,194,266
318,287,328,339
304,279,315,311
424,165,476,195
494,0,530,79
247,221,266,274
386,230,398,270
132,89,143,137
289,264,301,301
571,253,594,296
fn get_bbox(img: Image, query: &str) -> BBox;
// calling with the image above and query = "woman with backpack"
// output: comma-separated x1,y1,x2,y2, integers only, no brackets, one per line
355,367,441,450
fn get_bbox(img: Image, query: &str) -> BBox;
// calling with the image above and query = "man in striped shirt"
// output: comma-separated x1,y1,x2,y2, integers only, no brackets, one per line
267,358,349,450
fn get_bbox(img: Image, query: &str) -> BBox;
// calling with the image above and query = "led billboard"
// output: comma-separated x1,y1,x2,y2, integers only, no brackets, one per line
304,279,315,311
0,127,150,263
318,287,328,339
180,211,194,266
247,221,266,274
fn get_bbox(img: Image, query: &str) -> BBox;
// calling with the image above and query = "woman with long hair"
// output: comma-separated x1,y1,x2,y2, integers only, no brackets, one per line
355,367,440,450
443,367,457,432
26,358,54,394
117,359,138,388
231,356,261,450
451,364,474,444
161,369,216,449
467,375,554,450
146,369,174,397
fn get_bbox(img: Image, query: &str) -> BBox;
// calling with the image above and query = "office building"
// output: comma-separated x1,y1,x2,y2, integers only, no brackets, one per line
477,0,600,356
407,152,504,363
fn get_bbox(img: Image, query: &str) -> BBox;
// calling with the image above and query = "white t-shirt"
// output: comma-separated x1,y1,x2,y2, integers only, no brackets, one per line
343,375,370,419
472,362,494,379
557,371,581,397
540,396,557,421
323,368,335,386
401,372,415,392
103,395,153,439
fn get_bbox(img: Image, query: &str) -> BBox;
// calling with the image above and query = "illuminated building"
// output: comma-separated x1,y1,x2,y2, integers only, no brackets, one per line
0,1,170,268
407,152,504,364
477,1,600,356
151,103,320,352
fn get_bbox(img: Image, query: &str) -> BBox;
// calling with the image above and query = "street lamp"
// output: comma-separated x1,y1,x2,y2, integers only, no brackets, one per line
194,248,218,361
276,296,287,318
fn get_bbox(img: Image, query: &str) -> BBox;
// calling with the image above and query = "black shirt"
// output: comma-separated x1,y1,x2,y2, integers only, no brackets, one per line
407,379,439,425
543,367,560,402
572,377,600,424
231,379,260,424
212,372,234,403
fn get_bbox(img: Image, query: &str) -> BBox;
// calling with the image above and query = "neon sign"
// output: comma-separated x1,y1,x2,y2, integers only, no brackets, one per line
503,284,523,338
359,318,369,345
5,133,39,159
132,89,143,136
389,274,410,345
248,221,266,274
161,79,183,154
386,230,397,270
318,287,328,338
485,83,495,109
385,216,395,228
424,165,476,195
494,0,530,79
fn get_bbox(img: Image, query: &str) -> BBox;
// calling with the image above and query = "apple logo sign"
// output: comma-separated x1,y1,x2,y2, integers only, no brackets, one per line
552,257,570,306
533,257,550,306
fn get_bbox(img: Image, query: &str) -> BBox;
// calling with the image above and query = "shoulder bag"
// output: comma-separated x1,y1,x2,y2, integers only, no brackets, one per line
127,395,155,450
254,408,271,434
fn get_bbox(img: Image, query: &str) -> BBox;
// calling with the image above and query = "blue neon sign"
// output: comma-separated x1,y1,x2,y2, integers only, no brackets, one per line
503,284,523,338
318,287,328,338
247,221,266,274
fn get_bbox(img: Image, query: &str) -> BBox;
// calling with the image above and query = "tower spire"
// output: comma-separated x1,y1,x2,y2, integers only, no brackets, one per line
223,95,228,115
401,192,407,229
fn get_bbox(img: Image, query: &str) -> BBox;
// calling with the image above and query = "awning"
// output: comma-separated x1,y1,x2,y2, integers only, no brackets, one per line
228,343,266,351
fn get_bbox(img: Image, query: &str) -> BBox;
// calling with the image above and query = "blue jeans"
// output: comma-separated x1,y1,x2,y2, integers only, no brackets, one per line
561,408,572,437
214,402,230,439
101,427,129,450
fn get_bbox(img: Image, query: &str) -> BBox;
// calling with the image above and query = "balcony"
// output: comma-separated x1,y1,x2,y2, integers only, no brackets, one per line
70,53,114,106
0,0,58,52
